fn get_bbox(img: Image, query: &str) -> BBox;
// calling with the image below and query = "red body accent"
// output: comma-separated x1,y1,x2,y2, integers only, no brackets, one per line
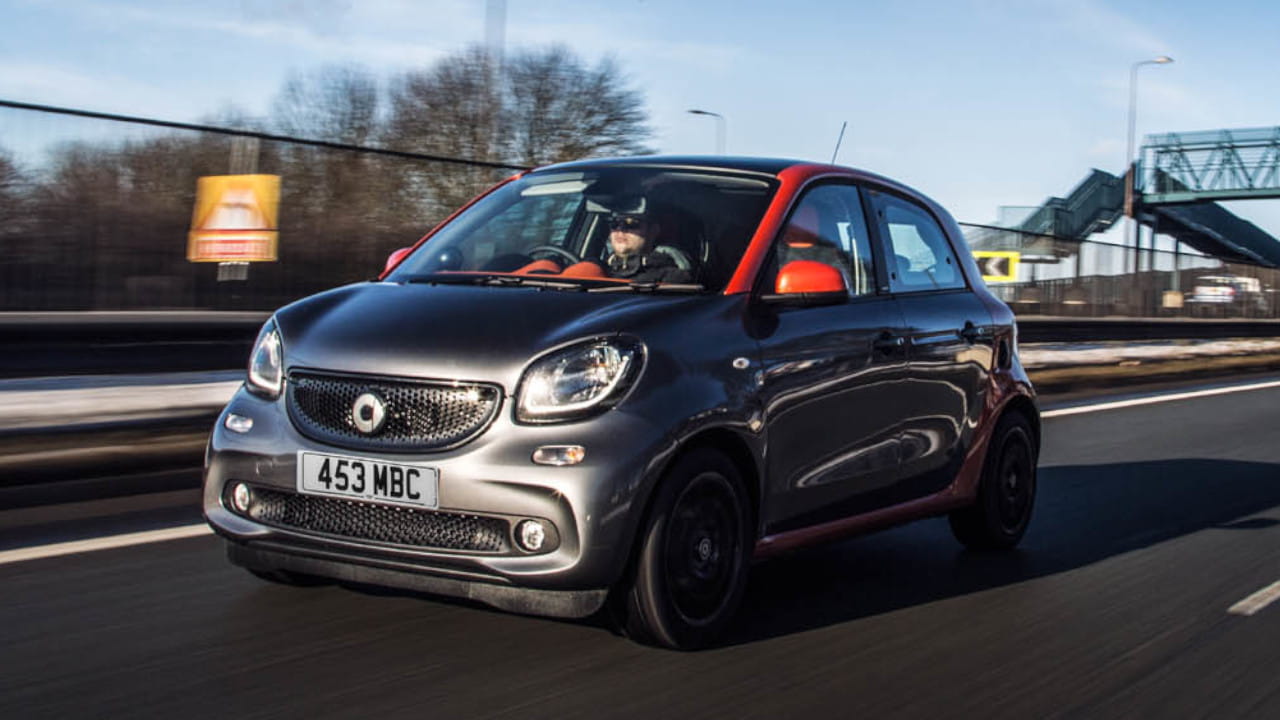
723,163,879,294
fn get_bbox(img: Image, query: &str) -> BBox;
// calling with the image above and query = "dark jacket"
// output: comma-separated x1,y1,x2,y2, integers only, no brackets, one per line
606,251,692,284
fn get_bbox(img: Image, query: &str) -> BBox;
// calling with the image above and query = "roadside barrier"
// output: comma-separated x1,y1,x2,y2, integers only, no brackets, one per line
3,312,1280,507
5,312,1280,378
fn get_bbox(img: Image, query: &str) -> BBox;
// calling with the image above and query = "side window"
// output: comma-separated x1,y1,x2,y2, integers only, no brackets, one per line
771,183,876,297
871,192,965,292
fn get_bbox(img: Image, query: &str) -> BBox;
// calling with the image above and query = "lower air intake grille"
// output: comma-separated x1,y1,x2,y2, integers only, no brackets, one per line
238,486,511,554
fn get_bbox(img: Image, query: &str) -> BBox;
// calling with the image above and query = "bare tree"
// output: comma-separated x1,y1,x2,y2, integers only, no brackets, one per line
385,47,509,218
0,147,34,307
386,44,653,220
269,67,387,213
504,46,652,166
0,45,655,310
266,66,420,274
272,66,381,147
0,147,24,229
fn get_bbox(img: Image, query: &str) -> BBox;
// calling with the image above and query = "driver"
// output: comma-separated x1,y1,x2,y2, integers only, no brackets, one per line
605,197,691,284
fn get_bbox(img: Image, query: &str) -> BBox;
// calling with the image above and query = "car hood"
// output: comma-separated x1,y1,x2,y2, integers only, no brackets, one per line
274,281,712,393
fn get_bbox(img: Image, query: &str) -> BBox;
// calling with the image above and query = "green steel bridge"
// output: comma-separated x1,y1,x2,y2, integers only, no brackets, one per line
1140,127,1280,205
1012,125,1280,267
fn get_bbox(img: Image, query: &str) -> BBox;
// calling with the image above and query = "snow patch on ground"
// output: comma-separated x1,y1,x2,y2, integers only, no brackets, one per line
1021,339,1280,368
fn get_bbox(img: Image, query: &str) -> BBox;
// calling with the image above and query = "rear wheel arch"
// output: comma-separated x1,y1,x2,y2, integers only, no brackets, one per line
951,407,1038,549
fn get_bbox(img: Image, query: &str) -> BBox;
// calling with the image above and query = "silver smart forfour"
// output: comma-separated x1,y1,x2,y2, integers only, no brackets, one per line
204,156,1039,649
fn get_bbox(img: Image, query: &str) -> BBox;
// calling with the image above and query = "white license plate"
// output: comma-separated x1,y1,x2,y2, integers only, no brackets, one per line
297,451,439,509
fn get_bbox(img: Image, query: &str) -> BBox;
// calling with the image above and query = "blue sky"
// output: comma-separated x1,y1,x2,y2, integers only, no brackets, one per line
1,0,1277,233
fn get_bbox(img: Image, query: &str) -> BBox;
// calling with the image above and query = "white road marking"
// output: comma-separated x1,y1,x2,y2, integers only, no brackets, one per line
1042,379,1280,418
1229,580,1280,617
0,523,213,566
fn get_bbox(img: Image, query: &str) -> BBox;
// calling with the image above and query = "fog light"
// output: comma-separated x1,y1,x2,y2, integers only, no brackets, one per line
231,482,252,513
516,519,547,552
225,413,254,434
532,445,585,466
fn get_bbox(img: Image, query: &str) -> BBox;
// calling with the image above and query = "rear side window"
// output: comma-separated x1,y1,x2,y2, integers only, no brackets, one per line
870,192,965,293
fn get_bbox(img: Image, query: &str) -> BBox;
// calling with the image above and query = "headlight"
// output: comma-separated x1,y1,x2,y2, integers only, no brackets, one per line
516,338,645,423
247,319,284,399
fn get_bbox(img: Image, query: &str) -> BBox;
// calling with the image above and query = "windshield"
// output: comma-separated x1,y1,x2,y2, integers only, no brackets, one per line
387,166,777,292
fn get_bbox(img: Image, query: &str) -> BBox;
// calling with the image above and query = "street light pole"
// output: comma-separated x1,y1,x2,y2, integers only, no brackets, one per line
1126,55,1173,275
688,109,726,154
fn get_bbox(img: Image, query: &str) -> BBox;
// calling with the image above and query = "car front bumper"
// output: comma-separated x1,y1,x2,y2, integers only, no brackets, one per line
204,386,671,618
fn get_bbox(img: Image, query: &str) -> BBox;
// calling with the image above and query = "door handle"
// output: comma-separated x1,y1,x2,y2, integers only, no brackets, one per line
958,321,984,343
873,331,906,352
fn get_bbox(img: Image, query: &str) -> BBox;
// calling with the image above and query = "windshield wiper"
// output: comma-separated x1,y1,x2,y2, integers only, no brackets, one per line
401,273,484,285
590,282,707,294
402,273,594,291
487,275,527,286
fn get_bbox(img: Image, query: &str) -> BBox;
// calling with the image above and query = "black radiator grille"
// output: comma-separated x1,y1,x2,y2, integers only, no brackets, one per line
287,371,501,452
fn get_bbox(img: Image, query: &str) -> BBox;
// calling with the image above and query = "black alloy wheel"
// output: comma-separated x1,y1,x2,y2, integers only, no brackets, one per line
618,447,751,650
950,412,1037,550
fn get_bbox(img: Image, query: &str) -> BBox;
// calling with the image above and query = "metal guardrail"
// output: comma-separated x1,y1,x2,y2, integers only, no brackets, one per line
3,312,1280,508
0,312,268,377
4,312,1280,378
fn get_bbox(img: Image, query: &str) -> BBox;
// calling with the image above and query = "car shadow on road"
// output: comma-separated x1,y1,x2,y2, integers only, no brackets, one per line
723,457,1280,647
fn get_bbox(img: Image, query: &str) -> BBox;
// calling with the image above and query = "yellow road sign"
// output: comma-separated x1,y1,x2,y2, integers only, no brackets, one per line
188,174,280,262
973,251,1020,283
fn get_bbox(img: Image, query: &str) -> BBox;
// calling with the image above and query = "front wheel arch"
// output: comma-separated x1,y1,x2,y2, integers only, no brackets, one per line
617,429,762,582
610,444,755,649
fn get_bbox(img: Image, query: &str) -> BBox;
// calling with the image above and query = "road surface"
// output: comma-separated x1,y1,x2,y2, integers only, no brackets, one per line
3,378,1280,718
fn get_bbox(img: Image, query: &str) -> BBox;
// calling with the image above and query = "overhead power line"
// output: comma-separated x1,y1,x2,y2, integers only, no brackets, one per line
0,98,532,172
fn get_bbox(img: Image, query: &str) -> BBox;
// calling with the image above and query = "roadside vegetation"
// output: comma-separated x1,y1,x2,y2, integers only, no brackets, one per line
0,46,652,311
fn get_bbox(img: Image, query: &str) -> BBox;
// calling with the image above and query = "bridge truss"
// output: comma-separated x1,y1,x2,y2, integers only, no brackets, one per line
1139,126,1280,205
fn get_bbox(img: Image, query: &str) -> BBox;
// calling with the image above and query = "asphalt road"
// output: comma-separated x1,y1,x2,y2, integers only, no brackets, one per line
4,379,1280,719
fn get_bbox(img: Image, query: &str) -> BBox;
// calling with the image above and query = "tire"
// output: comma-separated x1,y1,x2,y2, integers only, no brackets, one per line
950,412,1037,550
617,448,752,650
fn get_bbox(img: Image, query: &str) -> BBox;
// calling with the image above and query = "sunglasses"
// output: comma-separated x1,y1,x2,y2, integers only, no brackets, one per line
609,216,646,231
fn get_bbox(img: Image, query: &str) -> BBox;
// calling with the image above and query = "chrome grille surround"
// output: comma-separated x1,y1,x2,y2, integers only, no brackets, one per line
287,370,502,452
235,485,512,554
